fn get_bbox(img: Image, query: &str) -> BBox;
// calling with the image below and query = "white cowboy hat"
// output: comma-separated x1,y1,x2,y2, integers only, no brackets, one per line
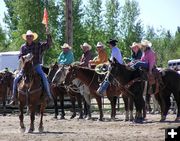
80,42,92,50
61,43,72,49
22,30,38,41
96,42,104,48
141,40,152,48
130,42,140,48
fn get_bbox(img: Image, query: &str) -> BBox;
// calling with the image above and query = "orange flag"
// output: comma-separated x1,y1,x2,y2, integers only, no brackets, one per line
42,8,48,27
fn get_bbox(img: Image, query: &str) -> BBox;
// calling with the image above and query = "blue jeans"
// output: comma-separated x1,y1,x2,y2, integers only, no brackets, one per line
97,80,110,95
12,64,52,97
131,61,148,70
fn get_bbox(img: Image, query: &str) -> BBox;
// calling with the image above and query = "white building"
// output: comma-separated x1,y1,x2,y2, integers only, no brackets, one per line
0,51,20,71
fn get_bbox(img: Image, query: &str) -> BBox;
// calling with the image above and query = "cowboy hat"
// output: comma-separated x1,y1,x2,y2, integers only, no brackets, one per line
22,30,38,41
80,42,92,50
106,39,118,45
96,42,104,48
140,40,152,48
130,42,140,48
61,43,72,49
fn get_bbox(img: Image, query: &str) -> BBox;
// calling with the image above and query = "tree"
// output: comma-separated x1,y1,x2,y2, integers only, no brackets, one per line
119,0,144,57
0,25,6,51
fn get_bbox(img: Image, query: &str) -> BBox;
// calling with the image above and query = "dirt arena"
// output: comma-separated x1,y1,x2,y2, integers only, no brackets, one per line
0,112,179,141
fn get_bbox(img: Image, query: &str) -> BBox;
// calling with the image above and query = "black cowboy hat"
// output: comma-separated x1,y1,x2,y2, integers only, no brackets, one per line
106,39,118,45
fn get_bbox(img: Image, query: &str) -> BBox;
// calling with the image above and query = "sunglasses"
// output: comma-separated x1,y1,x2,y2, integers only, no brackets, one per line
26,35,33,38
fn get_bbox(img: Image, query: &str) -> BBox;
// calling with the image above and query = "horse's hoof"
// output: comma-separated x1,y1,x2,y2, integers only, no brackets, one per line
70,115,76,119
38,126,44,133
134,118,143,123
111,117,116,121
129,118,134,122
160,116,166,122
124,119,129,122
53,116,58,119
97,118,103,122
85,116,91,120
19,127,26,133
3,113,6,116
78,116,83,119
28,128,34,133
60,116,65,120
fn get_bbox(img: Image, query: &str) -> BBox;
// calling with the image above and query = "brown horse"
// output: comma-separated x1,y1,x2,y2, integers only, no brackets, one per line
48,63,84,119
0,70,14,115
18,57,47,133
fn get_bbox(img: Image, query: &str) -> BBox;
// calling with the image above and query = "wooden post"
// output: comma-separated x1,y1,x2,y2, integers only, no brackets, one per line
65,0,73,47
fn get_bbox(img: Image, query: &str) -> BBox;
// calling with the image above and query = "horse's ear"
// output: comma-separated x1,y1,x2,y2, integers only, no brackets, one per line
113,57,118,64
108,58,112,64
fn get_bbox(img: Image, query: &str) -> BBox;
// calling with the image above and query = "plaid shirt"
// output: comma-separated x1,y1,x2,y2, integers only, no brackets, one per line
19,34,52,65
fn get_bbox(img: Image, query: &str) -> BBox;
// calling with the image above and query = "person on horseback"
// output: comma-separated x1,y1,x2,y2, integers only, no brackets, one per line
89,42,108,68
130,40,156,74
9,29,53,105
58,43,74,65
79,43,93,67
96,39,123,96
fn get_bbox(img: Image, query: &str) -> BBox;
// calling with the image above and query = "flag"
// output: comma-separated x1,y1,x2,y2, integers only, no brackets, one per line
42,8,48,27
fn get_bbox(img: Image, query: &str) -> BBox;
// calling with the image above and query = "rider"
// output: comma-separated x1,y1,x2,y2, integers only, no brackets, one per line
9,29,53,105
130,40,156,74
96,39,123,96
79,42,93,67
89,42,108,68
58,43,74,65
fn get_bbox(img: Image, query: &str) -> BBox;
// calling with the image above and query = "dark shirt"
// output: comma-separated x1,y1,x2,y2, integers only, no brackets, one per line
80,50,93,67
132,49,142,60
19,35,52,65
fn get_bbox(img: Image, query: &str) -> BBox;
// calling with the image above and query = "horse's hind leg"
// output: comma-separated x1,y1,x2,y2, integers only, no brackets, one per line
70,96,76,119
129,96,134,121
173,92,180,121
53,97,58,119
19,103,26,133
3,99,6,116
59,91,65,119
96,96,103,121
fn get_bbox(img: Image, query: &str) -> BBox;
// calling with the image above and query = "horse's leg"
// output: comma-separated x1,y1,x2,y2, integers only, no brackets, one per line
3,98,6,116
59,91,65,119
129,96,134,121
53,95,58,119
76,94,83,119
108,96,115,120
83,94,91,119
83,98,88,118
173,92,180,121
122,95,129,121
70,95,76,119
159,90,171,122
38,101,46,132
28,105,35,133
96,96,103,121
19,102,26,133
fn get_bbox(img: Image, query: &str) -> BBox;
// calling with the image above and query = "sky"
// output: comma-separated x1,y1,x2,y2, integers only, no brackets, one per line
0,0,179,34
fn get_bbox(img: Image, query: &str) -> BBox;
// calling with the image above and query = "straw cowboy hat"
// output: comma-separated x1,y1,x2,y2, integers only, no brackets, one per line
61,43,72,49
130,42,140,48
80,42,92,50
140,40,152,48
22,30,38,41
96,42,104,48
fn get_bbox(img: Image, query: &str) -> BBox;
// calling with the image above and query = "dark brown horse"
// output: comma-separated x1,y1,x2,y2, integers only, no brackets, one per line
107,58,146,122
48,63,84,119
154,69,180,122
0,70,14,115
18,57,47,133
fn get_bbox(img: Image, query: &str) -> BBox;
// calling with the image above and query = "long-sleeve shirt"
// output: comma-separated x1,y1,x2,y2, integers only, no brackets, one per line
19,34,52,66
132,50,142,60
58,50,74,65
80,50,93,67
141,48,156,71
91,49,108,65
110,46,123,64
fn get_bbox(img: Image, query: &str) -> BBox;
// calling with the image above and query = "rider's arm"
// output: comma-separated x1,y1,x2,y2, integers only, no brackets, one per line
39,34,52,52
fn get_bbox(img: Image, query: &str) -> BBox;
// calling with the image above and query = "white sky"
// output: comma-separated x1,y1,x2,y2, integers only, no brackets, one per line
0,0,179,34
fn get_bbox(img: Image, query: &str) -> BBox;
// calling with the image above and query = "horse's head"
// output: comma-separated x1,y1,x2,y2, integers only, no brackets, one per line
108,58,121,77
48,62,59,82
52,65,70,84
21,55,34,84
65,65,79,85
1,71,14,86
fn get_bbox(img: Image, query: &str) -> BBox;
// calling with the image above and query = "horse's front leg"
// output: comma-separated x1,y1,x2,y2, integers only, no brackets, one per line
28,105,35,133
3,98,6,116
69,95,76,119
38,101,46,132
76,94,83,119
19,102,26,133
96,96,103,121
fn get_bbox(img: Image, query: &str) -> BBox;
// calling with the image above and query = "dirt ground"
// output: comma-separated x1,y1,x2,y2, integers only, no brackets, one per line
0,112,179,141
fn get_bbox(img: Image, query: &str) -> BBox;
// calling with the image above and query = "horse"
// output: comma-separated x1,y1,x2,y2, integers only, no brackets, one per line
48,63,85,119
107,58,146,122
17,56,47,133
154,69,180,122
0,70,14,115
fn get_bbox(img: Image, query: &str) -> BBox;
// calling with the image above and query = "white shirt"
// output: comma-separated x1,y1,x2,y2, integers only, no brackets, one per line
110,46,123,64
